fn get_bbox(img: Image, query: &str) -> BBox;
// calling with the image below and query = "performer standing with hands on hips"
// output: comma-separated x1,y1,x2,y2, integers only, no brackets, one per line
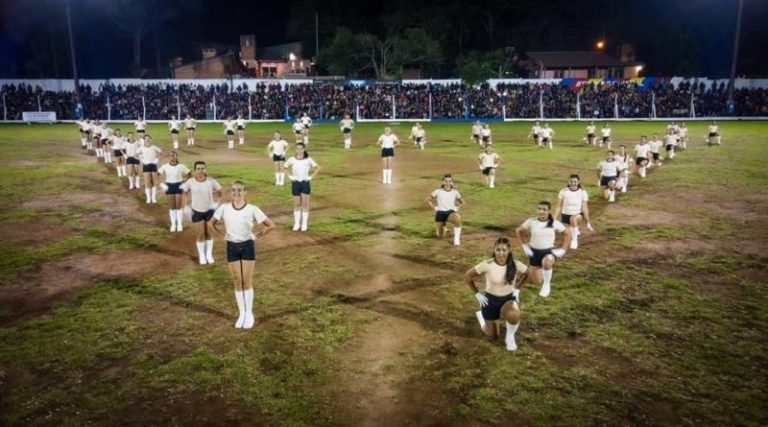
212,181,276,329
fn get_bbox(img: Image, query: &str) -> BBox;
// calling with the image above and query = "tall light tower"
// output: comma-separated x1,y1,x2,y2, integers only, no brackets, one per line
727,0,744,112
65,0,80,104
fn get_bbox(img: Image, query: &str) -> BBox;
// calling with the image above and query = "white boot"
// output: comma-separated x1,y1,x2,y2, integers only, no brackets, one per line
145,188,151,203
243,289,255,329
301,210,309,231
382,169,387,184
453,227,461,246
540,269,553,297
175,210,183,232
196,241,207,265
293,210,301,231
505,322,519,351
570,234,578,249
169,210,176,232
205,239,214,264
150,186,157,204
234,291,246,328
489,175,495,188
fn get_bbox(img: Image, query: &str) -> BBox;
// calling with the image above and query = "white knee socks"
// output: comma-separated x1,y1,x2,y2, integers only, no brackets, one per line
243,289,255,329
205,239,214,264
344,138,351,149
505,322,519,351
382,169,392,184
145,188,151,203
234,291,246,328
293,210,301,231
453,227,462,245
489,175,495,188
540,269,553,297
228,139,234,149
196,241,206,265
301,210,309,231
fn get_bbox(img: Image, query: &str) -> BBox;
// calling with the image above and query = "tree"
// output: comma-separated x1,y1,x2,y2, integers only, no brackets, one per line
456,49,518,85
392,28,442,77
316,27,367,76
358,33,395,79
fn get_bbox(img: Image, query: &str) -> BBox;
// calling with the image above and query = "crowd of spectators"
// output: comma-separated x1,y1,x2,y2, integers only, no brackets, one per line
2,80,766,121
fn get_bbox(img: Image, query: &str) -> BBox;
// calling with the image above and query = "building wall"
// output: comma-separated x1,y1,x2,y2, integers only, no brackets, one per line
173,58,227,79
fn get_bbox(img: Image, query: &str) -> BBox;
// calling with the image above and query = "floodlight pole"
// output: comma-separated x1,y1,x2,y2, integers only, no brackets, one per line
727,0,743,109
65,0,80,104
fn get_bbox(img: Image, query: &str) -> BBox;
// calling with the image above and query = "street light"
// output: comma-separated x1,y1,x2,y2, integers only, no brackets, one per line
596,40,605,50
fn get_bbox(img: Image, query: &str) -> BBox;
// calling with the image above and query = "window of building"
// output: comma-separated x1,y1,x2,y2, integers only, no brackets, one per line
262,66,277,77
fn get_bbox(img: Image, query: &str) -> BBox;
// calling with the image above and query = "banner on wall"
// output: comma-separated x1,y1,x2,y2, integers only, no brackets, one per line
22,111,56,123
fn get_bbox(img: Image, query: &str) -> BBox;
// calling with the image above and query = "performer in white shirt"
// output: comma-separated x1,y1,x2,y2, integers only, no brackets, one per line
291,119,304,144
223,116,236,149
600,123,612,149
584,121,597,145
426,174,464,246
111,129,127,177
182,161,222,265
648,133,664,168
339,113,355,150
707,121,721,146
465,236,530,351
134,117,147,139
236,113,247,145
515,201,571,297
529,121,541,146
539,123,555,150
137,135,163,204
158,151,191,232
267,132,290,186
184,114,197,146
212,181,276,329
471,121,483,146
377,127,400,184
168,116,180,149
597,150,622,203
477,144,501,188
123,132,142,190
284,143,321,231
633,136,652,178
300,112,312,144
554,174,592,250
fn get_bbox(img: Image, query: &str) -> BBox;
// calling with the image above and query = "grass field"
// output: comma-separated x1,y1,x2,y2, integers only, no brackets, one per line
0,120,766,426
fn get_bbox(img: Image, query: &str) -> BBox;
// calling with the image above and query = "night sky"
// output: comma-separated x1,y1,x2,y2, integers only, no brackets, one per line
0,0,766,79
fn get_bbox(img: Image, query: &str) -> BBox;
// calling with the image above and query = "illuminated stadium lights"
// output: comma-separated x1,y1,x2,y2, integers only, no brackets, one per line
596,40,606,50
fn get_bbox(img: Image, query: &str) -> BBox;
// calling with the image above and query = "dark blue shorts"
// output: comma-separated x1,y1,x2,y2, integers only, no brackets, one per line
600,176,616,187
528,247,554,268
435,210,455,223
342,128,351,134
381,147,395,157
226,130,234,136
143,164,158,173
126,157,140,165
561,213,580,224
481,292,518,321
192,209,215,223
113,150,123,157
165,182,183,195
635,157,647,166
187,127,195,131
272,154,286,162
227,240,255,262
481,167,494,176
291,180,311,196
171,129,179,134
237,126,244,131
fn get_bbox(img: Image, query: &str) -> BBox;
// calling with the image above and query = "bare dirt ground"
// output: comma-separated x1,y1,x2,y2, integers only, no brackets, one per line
2,139,767,426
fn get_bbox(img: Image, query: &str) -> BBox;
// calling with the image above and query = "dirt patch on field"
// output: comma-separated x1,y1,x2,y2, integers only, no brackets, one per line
0,250,186,326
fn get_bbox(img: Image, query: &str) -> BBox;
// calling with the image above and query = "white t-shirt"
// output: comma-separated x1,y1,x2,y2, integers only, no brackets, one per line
598,160,621,177
430,188,462,211
708,125,719,134
111,136,126,150
182,177,222,212
184,118,196,128
531,125,541,135
649,140,663,153
481,128,492,138
586,125,596,134
292,122,304,133
137,145,162,165
601,128,612,137
478,152,500,168
158,163,191,183
474,258,528,297
472,124,482,136
615,153,630,170
224,121,235,132
521,217,566,250
635,143,651,158
236,118,246,128
410,125,419,138
134,120,146,131
213,203,268,243
300,116,312,127
268,139,289,156
168,120,179,131
340,119,354,130
664,134,677,146
539,128,553,139
284,156,318,181
124,140,140,157
378,134,398,149
558,188,588,215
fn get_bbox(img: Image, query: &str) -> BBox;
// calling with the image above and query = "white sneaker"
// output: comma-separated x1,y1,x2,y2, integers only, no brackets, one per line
198,255,207,265
243,313,255,329
300,224,308,232
621,186,627,193
292,224,300,231
170,224,176,232
539,283,551,297
235,313,245,328
177,223,183,232
205,253,215,264
475,310,486,331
